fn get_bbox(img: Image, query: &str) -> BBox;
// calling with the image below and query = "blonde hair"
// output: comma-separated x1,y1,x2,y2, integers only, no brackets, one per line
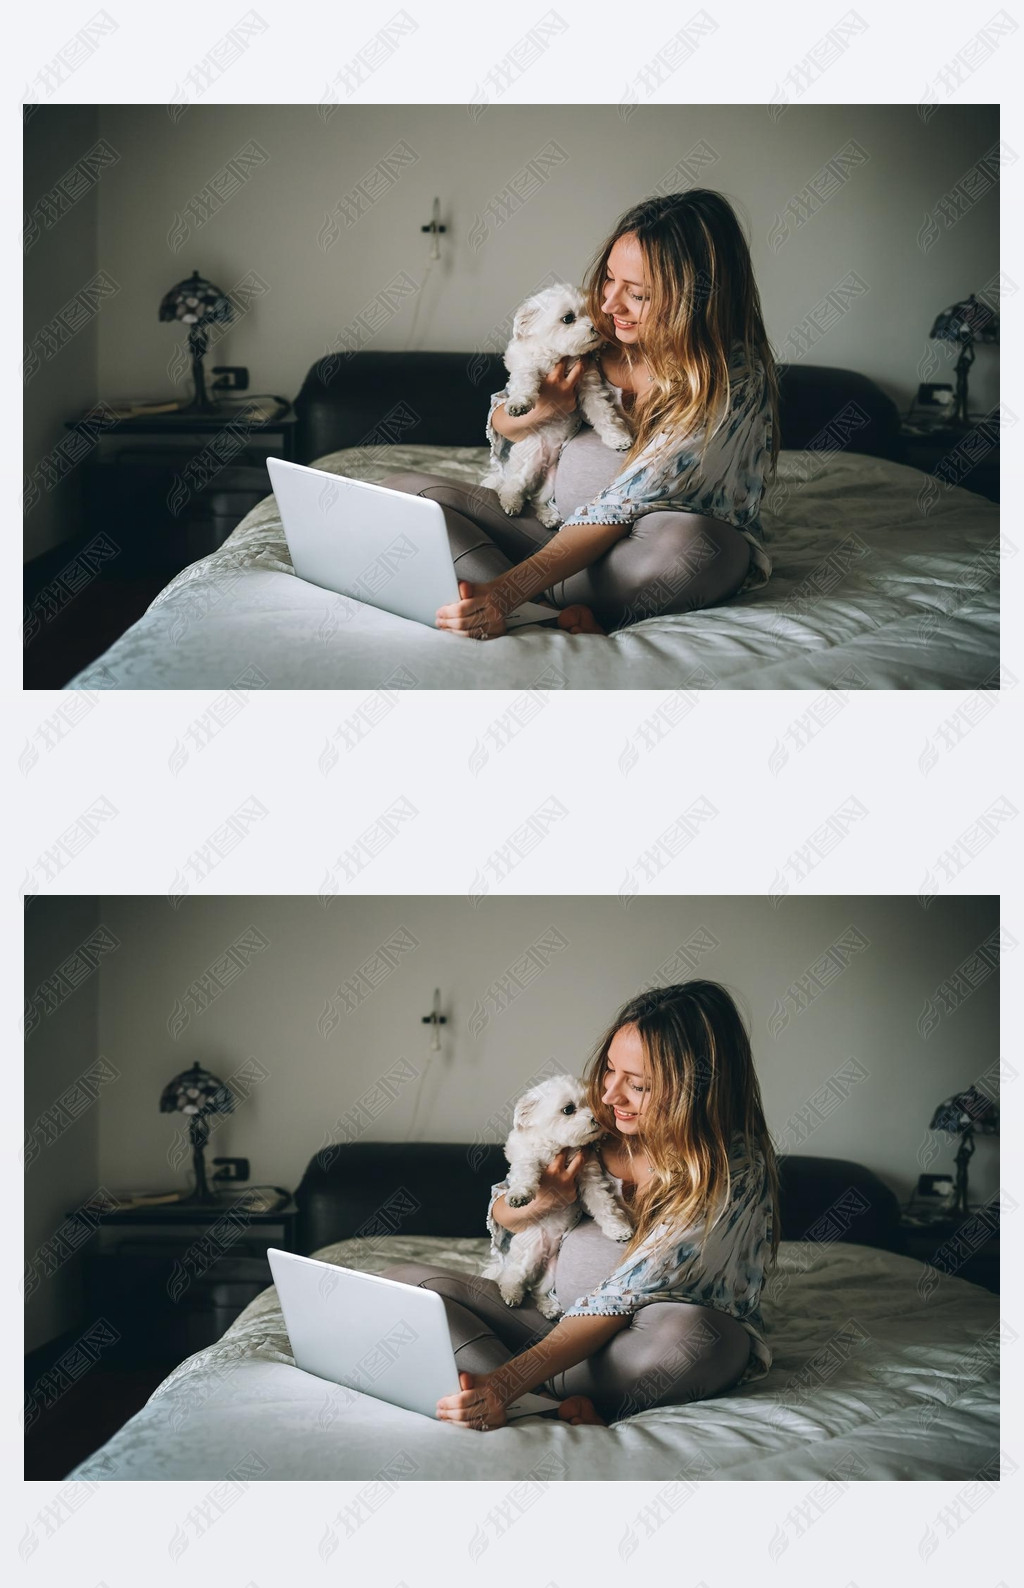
581,190,781,480
581,980,780,1272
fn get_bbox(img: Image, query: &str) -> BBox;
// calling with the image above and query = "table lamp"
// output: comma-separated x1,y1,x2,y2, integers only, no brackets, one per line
928,1085,998,1216
158,269,233,412
160,1061,235,1203
928,293,999,427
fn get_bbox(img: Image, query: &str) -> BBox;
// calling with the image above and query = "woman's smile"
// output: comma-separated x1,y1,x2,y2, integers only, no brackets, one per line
602,233,649,337
602,1024,650,1128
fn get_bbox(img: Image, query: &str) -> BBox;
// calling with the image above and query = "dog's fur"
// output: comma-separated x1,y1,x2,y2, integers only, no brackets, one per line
480,283,633,528
481,1074,632,1317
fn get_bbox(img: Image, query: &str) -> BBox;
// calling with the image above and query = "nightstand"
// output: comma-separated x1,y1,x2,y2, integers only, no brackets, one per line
899,1211,999,1294
83,404,299,462
898,416,1000,504
69,1195,299,1367
60,404,297,577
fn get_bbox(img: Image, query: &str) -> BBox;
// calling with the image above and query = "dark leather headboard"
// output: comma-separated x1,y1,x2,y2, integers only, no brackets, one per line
294,1142,906,1257
293,352,905,467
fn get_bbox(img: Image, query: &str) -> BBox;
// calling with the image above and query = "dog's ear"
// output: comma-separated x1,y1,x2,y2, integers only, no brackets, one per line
512,1092,539,1129
512,299,543,341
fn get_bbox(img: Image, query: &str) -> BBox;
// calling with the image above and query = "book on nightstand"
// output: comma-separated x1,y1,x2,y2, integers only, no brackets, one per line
102,398,191,418
108,1189,189,1208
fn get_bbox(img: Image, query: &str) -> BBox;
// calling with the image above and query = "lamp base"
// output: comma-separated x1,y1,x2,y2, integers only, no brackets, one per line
177,1186,229,1207
952,343,975,427
952,1130,975,1217
177,396,223,416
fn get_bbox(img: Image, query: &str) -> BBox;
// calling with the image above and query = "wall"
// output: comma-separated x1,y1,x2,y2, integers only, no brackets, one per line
24,106,101,562
87,895,1000,1213
24,897,102,1353
24,102,1000,562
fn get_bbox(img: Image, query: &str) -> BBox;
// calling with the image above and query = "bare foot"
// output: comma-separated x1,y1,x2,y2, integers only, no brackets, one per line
556,1394,606,1426
556,604,606,636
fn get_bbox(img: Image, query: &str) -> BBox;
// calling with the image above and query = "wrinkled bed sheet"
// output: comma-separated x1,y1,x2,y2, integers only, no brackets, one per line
65,445,1000,690
65,1235,998,1480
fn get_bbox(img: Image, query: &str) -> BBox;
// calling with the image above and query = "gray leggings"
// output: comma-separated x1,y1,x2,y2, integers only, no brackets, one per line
379,1217,752,1423
379,427,751,631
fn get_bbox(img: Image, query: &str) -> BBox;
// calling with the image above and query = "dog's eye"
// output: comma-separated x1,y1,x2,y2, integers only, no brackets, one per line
560,313,575,324
561,1103,576,1115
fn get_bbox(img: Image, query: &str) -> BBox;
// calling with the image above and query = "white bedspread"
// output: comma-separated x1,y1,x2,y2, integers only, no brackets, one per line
65,1234,998,1481
65,445,999,690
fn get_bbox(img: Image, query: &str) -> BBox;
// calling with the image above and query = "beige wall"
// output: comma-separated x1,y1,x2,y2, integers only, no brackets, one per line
24,894,1002,1347
91,894,998,1203
24,106,101,561
24,897,102,1352
25,102,999,561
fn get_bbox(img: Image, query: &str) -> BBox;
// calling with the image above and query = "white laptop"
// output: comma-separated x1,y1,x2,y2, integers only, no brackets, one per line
266,457,559,630
267,1248,564,1422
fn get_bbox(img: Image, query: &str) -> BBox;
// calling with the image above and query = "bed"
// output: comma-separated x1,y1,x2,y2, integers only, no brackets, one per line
64,355,999,690
65,1143,998,1481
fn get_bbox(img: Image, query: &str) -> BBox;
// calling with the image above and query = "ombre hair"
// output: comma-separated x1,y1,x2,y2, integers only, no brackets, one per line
581,980,780,1271
581,190,781,480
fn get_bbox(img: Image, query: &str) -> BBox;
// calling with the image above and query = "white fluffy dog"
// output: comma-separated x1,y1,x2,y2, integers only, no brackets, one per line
480,283,633,529
482,1074,633,1318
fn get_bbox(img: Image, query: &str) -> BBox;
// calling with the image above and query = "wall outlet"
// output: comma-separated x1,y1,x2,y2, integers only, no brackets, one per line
212,366,249,392
917,382,953,407
212,1156,250,1182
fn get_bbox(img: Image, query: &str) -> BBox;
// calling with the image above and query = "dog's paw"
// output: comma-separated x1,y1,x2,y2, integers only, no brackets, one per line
535,504,561,529
506,1192,534,1208
536,1295,562,1320
506,400,534,418
594,424,632,451
601,1218,633,1241
498,494,525,517
499,1285,525,1307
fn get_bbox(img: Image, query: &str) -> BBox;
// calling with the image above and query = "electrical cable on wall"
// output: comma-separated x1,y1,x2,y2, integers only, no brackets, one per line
405,1056,432,1141
405,988,449,1139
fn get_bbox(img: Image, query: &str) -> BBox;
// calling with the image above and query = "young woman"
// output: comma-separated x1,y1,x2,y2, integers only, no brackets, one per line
379,980,780,1430
379,190,779,638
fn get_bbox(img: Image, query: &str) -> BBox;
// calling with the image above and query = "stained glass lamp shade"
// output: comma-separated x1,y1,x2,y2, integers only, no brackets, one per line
158,270,233,412
929,1085,998,1215
159,1061,235,1202
928,294,999,426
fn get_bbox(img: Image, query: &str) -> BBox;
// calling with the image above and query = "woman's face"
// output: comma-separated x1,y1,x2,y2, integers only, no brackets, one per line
600,232,651,346
601,1023,651,1136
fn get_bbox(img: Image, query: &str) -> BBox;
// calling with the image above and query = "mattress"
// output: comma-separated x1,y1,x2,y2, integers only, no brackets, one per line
64,443,999,691
64,1232,998,1481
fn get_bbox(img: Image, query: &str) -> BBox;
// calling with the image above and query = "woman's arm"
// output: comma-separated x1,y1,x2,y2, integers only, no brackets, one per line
490,358,588,445
490,402,548,444
487,521,631,612
490,1191,540,1235
490,1148,588,1234
437,521,631,632
490,1312,631,1403
436,1310,631,1425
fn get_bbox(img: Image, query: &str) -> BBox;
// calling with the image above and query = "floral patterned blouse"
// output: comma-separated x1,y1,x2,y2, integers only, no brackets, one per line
485,1129,774,1384
485,339,775,591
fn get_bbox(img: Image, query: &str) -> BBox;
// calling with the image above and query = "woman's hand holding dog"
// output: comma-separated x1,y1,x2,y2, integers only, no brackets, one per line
533,1147,586,1214
490,356,588,442
491,1147,586,1232
536,355,588,420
